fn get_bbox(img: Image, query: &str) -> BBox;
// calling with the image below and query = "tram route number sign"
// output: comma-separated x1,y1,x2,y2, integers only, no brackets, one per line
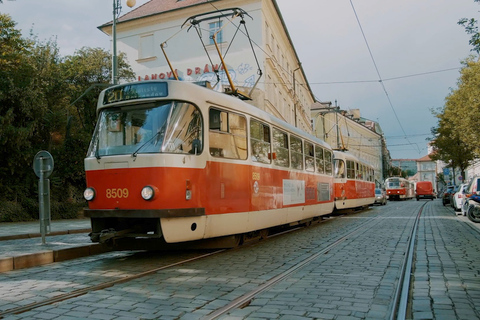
33,150,54,178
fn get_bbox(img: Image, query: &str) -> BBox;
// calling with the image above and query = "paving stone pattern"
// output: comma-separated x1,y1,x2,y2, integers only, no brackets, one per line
412,203,480,320
1,201,479,319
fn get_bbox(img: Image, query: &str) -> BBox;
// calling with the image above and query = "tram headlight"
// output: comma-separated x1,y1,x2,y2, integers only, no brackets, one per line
141,186,155,201
84,188,95,201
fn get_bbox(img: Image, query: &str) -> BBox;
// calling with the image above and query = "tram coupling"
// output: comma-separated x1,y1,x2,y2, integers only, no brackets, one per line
89,228,136,245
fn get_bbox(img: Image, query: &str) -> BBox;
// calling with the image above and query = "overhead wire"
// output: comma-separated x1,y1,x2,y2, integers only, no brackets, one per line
349,0,420,154
205,0,456,112
201,0,437,156
307,67,461,85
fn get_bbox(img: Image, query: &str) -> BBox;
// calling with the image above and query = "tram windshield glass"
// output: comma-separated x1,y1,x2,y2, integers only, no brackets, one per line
87,101,203,158
386,179,400,188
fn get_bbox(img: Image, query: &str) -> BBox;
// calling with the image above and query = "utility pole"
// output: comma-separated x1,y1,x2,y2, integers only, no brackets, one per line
112,0,136,85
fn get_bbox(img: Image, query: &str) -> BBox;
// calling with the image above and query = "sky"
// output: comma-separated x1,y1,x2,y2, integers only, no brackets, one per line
1,0,479,159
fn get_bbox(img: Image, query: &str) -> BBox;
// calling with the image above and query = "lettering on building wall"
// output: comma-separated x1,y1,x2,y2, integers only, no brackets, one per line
137,63,256,89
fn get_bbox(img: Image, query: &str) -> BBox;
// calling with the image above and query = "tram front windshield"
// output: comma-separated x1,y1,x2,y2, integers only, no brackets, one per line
387,180,400,188
87,101,203,158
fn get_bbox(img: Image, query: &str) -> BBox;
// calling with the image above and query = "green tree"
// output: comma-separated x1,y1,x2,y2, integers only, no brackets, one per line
0,13,135,220
57,48,134,198
429,58,480,181
444,59,480,156
458,0,480,54
0,14,55,199
429,108,474,181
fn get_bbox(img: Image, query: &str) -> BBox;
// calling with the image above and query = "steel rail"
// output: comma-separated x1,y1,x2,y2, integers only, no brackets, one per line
389,201,426,320
0,217,333,318
202,214,387,320
0,250,225,319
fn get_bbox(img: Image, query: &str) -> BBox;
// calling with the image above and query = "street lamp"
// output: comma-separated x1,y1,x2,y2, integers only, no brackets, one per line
112,0,136,85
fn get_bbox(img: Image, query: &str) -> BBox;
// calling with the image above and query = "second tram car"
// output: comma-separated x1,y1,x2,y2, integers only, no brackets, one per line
333,151,376,210
83,80,336,247
385,177,413,200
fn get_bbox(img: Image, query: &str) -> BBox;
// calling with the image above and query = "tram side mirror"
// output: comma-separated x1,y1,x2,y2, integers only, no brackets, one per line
190,139,202,155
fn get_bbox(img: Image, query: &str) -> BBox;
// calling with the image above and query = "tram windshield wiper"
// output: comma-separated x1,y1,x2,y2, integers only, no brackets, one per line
94,138,101,160
132,129,164,158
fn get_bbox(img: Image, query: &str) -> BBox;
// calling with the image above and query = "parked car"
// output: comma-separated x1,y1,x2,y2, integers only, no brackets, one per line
442,185,456,206
374,188,387,205
452,183,468,212
415,181,435,201
462,176,480,216
449,185,461,207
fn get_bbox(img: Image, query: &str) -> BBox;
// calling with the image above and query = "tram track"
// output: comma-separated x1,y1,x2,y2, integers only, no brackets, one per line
202,202,428,320
0,250,225,319
0,217,334,319
389,201,425,320
0,204,425,319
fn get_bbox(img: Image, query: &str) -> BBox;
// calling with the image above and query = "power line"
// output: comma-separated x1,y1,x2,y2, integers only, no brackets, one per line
386,133,431,139
308,67,461,85
349,0,420,154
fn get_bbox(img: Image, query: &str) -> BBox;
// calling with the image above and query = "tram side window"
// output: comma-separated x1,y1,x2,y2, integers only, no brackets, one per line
325,150,333,175
347,160,355,179
305,142,314,172
334,159,345,179
315,146,325,174
273,128,289,167
290,135,303,170
209,108,247,160
162,102,203,155
250,119,271,164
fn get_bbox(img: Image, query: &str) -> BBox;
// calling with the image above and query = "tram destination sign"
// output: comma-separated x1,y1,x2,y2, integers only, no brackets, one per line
103,82,169,105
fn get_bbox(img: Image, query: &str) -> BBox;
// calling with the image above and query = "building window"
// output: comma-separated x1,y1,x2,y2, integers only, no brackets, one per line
139,34,155,59
209,21,223,45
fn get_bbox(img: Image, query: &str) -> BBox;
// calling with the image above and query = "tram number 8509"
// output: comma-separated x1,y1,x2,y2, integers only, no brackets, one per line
106,188,129,199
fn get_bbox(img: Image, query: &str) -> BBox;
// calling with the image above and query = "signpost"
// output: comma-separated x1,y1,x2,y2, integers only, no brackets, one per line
33,151,54,245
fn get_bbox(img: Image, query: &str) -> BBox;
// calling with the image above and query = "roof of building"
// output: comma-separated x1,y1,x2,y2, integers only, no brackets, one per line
417,154,433,162
99,0,315,101
100,0,216,26
392,159,417,162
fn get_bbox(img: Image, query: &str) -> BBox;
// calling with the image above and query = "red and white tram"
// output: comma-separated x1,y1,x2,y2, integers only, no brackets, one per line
83,80,336,247
333,151,376,210
385,177,413,200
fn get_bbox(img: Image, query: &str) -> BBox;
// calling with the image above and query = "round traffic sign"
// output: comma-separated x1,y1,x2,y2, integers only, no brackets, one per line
33,150,54,178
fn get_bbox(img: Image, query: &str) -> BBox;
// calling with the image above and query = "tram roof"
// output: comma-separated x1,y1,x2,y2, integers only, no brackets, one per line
98,80,331,150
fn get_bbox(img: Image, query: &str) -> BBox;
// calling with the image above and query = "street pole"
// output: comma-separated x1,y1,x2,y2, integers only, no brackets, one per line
112,0,119,85
112,0,136,85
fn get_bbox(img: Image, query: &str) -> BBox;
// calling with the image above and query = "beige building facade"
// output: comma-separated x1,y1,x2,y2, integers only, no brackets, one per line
100,0,314,133
311,102,387,185
101,0,388,179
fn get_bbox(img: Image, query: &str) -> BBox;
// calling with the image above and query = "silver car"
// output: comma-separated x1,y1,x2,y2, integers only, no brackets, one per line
452,183,468,213
374,188,387,205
